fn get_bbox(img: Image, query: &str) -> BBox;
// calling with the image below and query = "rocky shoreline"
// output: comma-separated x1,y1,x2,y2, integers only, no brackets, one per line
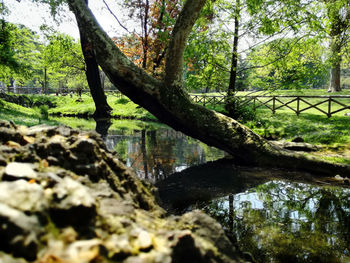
0,120,248,263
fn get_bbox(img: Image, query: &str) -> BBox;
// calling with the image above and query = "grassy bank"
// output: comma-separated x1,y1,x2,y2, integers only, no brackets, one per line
0,98,57,126
49,93,156,120
50,116,164,132
247,110,350,165
1,91,349,164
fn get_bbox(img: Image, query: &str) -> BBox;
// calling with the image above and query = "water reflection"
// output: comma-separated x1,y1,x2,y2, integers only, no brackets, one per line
106,128,224,181
157,161,350,263
95,123,224,181
54,117,225,180
95,118,112,139
201,181,350,263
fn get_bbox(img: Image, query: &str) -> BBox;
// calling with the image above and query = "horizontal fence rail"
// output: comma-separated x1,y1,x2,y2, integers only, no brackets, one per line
189,94,350,118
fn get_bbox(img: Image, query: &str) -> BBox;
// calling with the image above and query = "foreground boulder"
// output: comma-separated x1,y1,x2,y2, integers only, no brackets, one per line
0,120,248,263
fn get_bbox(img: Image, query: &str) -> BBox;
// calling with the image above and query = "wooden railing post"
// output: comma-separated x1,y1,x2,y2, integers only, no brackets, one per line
296,96,300,116
272,96,276,114
327,97,332,118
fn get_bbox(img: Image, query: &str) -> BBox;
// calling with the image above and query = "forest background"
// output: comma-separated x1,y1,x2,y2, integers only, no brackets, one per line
2,0,350,95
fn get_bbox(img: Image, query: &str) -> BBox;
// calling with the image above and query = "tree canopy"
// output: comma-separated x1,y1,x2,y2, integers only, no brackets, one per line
0,20,86,93
4,0,350,94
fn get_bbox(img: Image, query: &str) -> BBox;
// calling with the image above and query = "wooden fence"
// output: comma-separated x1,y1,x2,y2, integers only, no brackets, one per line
190,94,226,107
97,91,350,117
190,94,350,118
105,90,124,98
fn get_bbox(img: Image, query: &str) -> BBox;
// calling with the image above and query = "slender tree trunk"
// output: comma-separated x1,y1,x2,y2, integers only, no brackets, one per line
141,0,150,69
78,0,112,118
226,0,240,116
43,67,47,94
67,0,350,176
152,0,167,74
100,69,106,90
228,0,240,96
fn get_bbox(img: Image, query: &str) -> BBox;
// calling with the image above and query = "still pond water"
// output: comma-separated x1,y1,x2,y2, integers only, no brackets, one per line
57,117,350,263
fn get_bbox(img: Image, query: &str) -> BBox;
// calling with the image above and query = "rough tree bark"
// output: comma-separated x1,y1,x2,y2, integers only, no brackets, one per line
67,0,350,176
78,0,112,118
325,0,350,93
328,36,342,92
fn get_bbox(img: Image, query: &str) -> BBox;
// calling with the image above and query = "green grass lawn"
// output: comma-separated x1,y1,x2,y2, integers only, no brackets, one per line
48,93,156,120
251,110,349,144
0,98,57,126
50,116,164,133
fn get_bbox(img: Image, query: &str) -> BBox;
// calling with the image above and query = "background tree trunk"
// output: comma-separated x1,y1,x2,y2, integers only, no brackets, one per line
328,36,342,92
325,0,349,93
67,0,350,176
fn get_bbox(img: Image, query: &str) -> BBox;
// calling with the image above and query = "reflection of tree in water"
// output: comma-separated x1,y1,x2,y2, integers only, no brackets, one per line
200,181,350,263
95,118,112,139
112,128,223,181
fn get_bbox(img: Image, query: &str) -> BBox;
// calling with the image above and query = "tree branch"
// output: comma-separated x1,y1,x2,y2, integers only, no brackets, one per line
238,35,308,74
164,0,206,87
66,0,162,105
102,0,131,33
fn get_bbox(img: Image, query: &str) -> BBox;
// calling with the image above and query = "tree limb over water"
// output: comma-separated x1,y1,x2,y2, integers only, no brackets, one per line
67,0,350,176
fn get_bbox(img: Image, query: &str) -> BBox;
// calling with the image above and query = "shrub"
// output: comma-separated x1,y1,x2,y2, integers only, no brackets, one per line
39,105,49,120
30,95,56,108
115,97,129,105
224,96,257,122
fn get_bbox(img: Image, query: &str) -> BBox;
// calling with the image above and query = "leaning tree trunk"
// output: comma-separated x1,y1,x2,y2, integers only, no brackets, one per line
67,0,350,176
78,0,112,118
